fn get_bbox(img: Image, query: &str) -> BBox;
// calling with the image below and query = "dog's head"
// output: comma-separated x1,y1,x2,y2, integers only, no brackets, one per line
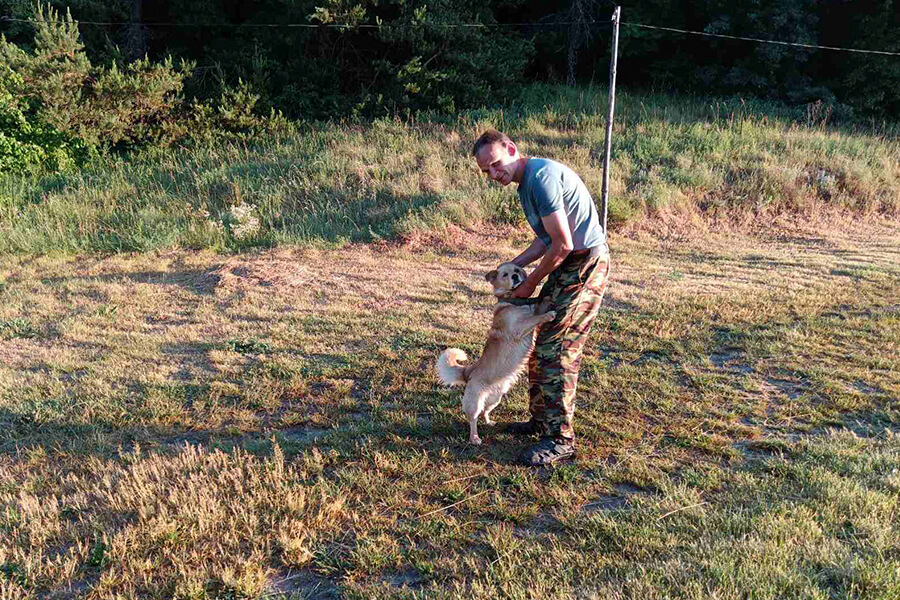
485,262,528,297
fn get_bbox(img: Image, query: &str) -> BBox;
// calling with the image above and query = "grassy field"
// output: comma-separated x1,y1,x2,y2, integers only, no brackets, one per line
1,85,899,255
1,220,898,598
1,84,898,598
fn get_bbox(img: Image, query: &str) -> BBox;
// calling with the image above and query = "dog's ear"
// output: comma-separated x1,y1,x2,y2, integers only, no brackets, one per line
485,270,498,282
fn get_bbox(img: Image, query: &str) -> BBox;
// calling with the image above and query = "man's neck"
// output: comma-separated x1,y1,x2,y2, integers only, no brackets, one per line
513,156,529,185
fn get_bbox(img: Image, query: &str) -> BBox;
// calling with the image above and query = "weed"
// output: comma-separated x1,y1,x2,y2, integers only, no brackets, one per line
226,339,272,354
0,318,37,339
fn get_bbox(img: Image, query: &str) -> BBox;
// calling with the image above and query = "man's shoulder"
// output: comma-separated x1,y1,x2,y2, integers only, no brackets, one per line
523,158,565,186
526,157,560,175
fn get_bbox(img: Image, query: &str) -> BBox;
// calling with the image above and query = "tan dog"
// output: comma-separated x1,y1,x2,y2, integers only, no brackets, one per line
436,263,556,444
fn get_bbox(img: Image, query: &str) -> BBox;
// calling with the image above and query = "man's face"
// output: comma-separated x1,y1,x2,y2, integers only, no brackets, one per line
475,142,518,186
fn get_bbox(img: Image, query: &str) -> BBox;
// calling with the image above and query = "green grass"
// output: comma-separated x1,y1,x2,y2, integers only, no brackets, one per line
0,227,897,598
1,84,898,597
1,84,898,254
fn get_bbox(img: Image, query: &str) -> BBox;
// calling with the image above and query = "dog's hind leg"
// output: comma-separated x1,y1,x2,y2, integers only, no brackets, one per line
462,387,486,445
482,391,503,425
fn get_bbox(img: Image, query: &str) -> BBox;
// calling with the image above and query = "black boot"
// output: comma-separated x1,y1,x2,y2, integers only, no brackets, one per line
519,437,576,466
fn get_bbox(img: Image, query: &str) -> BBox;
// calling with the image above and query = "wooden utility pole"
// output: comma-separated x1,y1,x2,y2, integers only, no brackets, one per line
600,5,620,234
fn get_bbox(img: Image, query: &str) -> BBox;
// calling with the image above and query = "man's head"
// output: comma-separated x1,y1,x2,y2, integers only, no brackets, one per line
473,130,526,187
485,262,528,297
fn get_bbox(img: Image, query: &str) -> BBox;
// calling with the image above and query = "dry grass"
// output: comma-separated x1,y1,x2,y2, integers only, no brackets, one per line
1,224,898,598
3,85,899,255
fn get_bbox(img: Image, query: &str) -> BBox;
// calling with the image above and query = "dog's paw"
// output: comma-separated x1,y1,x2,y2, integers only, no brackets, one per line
543,311,557,321
469,436,483,445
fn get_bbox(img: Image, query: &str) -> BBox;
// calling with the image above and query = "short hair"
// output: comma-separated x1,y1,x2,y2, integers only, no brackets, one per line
472,130,513,157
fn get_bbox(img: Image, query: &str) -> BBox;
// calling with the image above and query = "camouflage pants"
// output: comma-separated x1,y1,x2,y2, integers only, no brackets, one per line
528,250,610,440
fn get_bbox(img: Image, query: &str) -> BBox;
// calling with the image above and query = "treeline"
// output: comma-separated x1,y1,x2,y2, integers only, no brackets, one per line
1,0,898,173
2,0,899,120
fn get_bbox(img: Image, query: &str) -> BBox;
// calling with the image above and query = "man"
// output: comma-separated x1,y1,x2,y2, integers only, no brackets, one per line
473,130,611,466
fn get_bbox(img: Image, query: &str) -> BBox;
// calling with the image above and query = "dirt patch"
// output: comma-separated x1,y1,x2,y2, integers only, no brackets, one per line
203,254,309,293
266,569,340,599
381,569,425,588
394,223,520,256
762,377,805,399
618,202,893,244
279,427,331,444
582,495,628,513
581,483,649,514
710,348,753,374
850,380,881,395
0,338,51,370
633,351,672,366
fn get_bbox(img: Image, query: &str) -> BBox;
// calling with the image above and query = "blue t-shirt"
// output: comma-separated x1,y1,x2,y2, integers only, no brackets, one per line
517,158,606,252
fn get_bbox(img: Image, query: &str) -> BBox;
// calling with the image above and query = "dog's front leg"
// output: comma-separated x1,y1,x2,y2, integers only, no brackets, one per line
537,297,553,315
510,310,557,338
468,418,481,445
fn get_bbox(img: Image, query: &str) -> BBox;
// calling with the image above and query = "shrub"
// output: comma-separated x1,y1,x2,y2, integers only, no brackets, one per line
0,65,86,173
187,80,295,143
0,4,191,157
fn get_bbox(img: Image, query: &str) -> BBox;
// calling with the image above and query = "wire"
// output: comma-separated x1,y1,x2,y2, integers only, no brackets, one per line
3,14,899,56
0,16,611,29
622,22,900,57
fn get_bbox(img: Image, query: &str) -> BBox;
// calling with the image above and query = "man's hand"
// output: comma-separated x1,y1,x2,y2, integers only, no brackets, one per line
510,278,537,298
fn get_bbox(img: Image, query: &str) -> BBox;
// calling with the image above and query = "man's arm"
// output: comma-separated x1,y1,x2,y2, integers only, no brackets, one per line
511,210,573,298
511,237,547,268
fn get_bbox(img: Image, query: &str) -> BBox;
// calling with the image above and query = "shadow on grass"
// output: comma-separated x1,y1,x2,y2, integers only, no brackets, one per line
159,341,223,379
39,267,223,296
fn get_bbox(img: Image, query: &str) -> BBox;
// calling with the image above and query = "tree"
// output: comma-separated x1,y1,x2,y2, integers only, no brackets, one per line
1,4,191,153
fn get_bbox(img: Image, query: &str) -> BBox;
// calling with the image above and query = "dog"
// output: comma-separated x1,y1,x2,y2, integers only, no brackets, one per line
436,262,556,444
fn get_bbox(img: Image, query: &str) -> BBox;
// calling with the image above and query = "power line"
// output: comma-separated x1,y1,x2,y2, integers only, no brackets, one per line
0,16,610,29
622,22,900,57
3,15,899,56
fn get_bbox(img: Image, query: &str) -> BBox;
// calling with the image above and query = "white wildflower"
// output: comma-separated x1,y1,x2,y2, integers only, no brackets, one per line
229,201,261,240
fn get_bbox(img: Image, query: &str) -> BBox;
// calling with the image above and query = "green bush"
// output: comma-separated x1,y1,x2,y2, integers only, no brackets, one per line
0,4,191,158
188,81,296,143
0,66,86,173
0,4,297,173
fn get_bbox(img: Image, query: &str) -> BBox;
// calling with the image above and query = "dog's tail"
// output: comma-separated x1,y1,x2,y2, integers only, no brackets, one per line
436,348,468,387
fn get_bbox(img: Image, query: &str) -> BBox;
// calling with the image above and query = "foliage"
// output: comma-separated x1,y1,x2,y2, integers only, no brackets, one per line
0,4,193,153
331,0,534,117
61,0,535,120
300,0,532,118
0,4,183,167
616,0,899,118
0,4,297,175
822,0,900,116
0,66,86,173
187,80,296,142
4,0,898,118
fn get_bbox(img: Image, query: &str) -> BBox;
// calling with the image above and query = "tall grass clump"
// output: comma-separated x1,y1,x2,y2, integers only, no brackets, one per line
0,442,349,597
2,84,899,255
